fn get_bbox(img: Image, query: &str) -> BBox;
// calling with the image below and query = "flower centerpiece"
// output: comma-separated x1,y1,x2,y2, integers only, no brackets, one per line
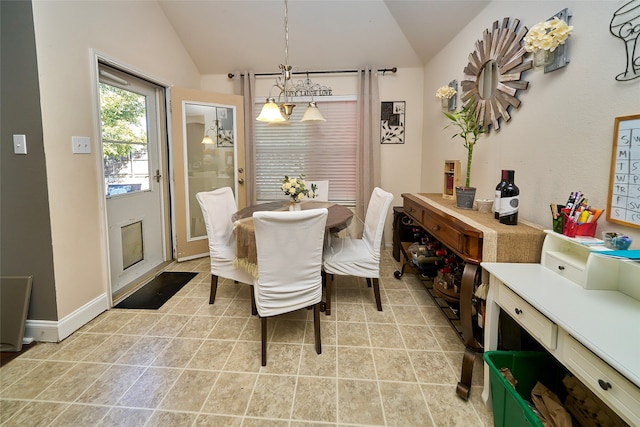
524,16,573,67
443,98,485,208
281,175,317,202
435,85,457,109
435,86,457,100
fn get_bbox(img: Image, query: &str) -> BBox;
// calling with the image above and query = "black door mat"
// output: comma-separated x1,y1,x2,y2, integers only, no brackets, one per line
114,272,197,309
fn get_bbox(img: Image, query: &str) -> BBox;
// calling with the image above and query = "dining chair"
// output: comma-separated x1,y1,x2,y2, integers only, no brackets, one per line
309,180,329,201
322,187,394,315
196,187,254,305
252,208,328,366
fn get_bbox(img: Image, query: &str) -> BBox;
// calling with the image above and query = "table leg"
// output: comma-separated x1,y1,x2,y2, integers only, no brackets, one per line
456,262,481,400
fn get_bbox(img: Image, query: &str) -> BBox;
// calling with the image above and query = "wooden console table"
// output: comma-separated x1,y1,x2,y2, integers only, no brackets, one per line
401,193,545,399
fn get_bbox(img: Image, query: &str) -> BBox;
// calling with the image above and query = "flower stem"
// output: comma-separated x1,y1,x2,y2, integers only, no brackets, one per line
466,143,474,188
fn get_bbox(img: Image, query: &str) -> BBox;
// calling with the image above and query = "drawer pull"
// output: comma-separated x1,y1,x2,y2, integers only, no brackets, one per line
432,225,440,232
598,379,612,391
558,265,565,271
514,308,523,315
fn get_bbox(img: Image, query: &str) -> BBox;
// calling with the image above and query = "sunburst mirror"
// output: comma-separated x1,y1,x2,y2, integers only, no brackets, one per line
460,17,532,132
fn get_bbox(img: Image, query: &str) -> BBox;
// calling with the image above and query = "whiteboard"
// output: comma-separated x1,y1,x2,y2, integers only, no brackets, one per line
607,114,640,229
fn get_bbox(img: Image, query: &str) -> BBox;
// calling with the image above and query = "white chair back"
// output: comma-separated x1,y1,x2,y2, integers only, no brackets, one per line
196,188,253,287
253,208,328,317
362,187,394,256
309,180,329,201
196,188,236,260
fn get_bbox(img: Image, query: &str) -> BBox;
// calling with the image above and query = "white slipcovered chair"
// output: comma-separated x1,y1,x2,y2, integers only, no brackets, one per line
252,208,328,366
196,187,254,305
308,180,329,201
322,187,394,315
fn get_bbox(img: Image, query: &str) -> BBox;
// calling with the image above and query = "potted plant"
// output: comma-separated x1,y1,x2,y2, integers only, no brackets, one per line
443,97,485,208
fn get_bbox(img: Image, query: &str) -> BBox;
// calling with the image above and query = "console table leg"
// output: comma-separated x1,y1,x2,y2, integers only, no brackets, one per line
456,347,477,400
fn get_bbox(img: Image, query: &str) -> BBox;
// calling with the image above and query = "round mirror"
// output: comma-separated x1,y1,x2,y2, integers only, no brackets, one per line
477,60,498,100
460,18,532,132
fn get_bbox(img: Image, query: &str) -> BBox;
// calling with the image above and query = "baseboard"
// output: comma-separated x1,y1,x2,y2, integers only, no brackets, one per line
24,293,109,343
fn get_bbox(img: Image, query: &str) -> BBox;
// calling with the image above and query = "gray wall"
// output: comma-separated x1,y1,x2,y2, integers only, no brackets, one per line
1,0,58,321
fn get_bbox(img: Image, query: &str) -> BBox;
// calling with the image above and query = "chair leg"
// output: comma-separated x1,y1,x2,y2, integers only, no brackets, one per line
250,285,257,316
314,303,322,355
209,274,219,304
372,278,382,311
325,273,333,316
366,278,372,288
261,317,267,366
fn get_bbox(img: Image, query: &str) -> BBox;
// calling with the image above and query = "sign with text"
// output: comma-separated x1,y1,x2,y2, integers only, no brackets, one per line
607,114,640,228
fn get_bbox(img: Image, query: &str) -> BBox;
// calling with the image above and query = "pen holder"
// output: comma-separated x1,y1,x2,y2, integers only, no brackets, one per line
552,216,563,234
562,213,597,238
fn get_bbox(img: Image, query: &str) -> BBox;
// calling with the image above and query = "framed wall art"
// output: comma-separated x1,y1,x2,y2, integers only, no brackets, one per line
380,101,405,144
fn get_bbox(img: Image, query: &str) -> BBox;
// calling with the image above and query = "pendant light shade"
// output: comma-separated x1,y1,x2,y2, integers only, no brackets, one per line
301,102,326,122
257,97,286,122
256,0,327,124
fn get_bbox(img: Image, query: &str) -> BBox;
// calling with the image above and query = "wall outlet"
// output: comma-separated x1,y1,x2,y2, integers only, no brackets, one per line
72,136,91,154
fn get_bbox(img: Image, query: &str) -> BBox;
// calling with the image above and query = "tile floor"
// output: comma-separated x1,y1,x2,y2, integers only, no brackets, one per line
0,250,493,426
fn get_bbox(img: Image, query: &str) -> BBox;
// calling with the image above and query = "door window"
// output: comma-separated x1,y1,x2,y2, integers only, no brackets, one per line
99,82,150,197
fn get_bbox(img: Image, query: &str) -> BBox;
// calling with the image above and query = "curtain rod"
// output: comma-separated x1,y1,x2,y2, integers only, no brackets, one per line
227,67,397,79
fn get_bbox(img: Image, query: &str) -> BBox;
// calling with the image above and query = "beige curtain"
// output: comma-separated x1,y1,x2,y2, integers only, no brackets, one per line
233,71,257,205
355,66,381,220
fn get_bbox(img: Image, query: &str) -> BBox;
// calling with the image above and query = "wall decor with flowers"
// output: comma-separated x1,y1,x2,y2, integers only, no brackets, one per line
524,8,573,73
380,101,405,144
435,80,458,111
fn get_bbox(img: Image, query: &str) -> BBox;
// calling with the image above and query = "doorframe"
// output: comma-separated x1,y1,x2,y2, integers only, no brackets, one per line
90,50,174,306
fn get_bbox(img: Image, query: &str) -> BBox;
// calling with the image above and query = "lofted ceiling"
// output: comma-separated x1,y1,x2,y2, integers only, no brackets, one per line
157,0,490,75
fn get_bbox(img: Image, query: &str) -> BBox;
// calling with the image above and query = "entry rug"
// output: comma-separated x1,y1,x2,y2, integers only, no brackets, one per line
114,272,197,309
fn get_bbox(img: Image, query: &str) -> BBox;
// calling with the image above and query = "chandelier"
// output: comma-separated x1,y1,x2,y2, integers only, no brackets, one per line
256,0,326,123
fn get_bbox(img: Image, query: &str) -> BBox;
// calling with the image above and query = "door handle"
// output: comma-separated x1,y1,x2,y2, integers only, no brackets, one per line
238,178,245,184
238,167,244,173
154,169,162,183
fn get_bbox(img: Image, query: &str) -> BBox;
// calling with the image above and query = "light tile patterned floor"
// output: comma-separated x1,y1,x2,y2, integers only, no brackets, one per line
0,250,493,426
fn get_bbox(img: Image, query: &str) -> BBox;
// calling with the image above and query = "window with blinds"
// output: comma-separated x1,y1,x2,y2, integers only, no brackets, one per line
255,98,357,204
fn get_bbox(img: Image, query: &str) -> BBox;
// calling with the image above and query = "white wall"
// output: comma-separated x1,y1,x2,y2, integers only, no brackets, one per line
31,0,201,319
201,67,425,244
422,1,640,247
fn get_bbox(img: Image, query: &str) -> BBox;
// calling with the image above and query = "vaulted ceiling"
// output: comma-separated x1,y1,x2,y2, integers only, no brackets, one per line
157,0,490,75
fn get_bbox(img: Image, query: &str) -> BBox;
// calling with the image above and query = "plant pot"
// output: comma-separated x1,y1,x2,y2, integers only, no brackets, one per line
455,186,476,209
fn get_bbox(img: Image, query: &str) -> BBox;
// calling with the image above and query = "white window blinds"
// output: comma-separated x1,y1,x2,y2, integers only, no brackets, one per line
255,98,357,203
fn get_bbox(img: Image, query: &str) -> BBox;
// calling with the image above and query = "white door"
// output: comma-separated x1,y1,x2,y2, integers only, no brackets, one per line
99,64,169,296
170,87,246,260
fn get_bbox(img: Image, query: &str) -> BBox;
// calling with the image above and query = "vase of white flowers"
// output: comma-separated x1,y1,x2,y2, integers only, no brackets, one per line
524,16,573,68
281,175,317,206
436,85,457,110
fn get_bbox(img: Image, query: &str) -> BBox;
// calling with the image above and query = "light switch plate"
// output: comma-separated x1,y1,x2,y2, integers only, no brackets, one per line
13,135,27,155
72,136,91,154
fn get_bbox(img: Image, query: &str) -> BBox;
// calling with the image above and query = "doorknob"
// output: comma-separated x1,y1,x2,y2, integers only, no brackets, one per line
238,167,244,173
238,178,245,184
154,169,162,183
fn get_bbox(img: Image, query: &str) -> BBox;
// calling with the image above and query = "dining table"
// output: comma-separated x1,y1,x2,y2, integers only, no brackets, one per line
232,200,354,278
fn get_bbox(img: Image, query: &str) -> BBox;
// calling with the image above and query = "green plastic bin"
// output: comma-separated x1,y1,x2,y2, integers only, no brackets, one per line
484,351,569,427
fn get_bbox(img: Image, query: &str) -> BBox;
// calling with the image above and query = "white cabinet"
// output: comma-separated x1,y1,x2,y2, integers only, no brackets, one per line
482,231,640,426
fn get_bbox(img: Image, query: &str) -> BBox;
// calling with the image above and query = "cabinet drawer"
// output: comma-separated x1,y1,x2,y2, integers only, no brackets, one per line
498,285,558,349
403,198,423,225
561,332,640,426
544,251,586,285
422,212,463,254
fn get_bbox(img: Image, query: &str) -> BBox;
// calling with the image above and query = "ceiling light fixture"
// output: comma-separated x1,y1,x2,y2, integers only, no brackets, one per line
256,0,326,123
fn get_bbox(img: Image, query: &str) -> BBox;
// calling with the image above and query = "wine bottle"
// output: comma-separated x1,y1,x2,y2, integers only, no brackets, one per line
499,170,519,225
494,170,508,220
